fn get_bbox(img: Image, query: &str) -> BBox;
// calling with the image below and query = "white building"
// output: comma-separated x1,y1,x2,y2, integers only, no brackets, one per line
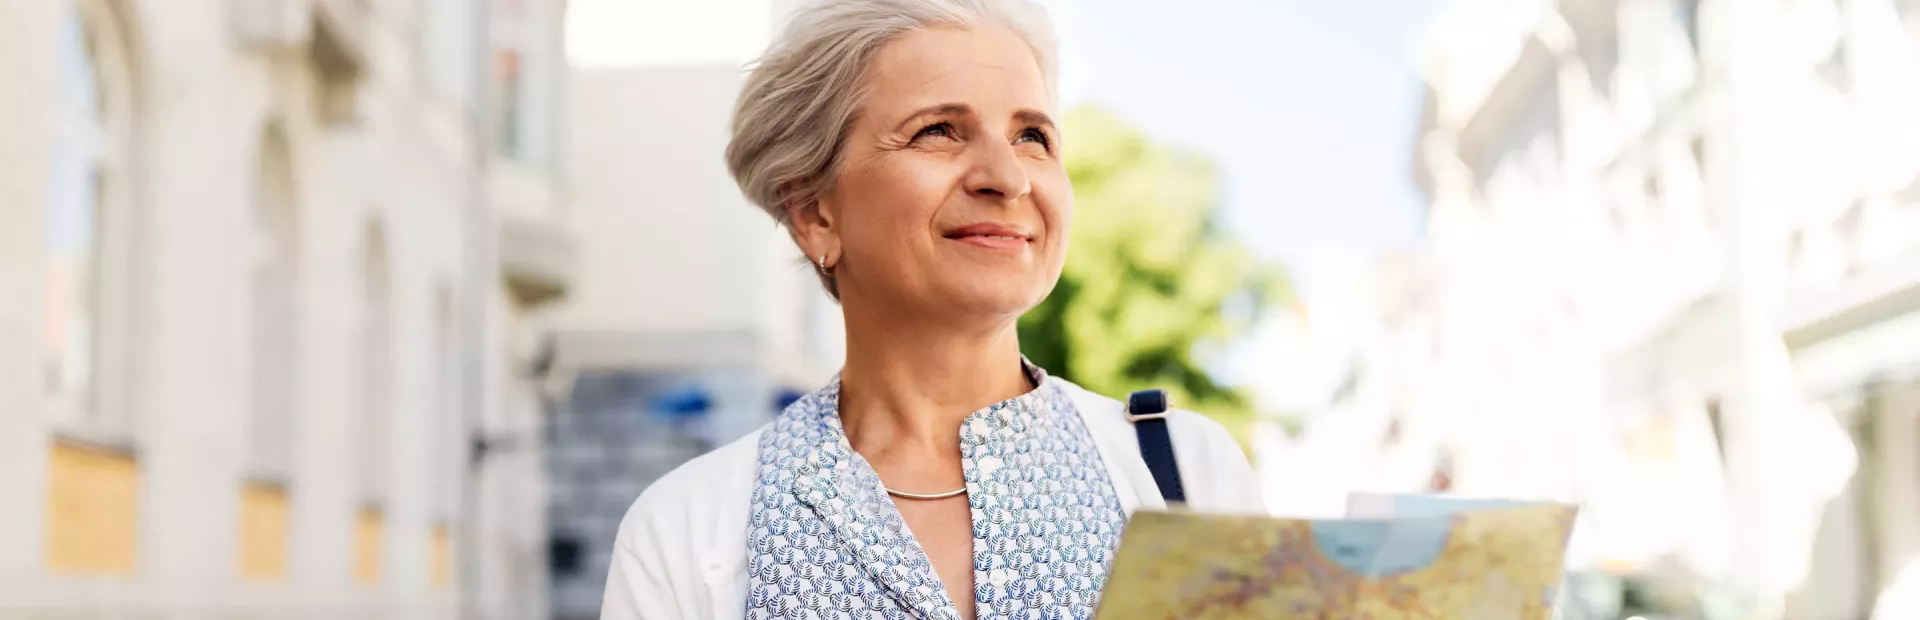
1405,0,1920,618
0,0,572,618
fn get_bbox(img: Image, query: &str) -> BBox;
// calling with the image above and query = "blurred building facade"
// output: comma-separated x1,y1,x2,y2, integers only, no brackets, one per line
543,1,844,618
1399,0,1920,618
0,0,572,618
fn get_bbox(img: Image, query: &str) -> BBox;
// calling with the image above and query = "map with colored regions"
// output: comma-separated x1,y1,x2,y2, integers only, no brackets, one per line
1094,503,1578,620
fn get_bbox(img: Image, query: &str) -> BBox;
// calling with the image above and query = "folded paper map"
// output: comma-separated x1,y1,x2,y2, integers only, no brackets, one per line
1095,503,1578,620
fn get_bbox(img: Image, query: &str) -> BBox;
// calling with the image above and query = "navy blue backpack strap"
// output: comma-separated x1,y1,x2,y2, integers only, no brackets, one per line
1126,389,1186,503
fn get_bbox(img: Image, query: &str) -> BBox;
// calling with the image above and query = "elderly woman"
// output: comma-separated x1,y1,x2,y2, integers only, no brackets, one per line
600,1,1264,618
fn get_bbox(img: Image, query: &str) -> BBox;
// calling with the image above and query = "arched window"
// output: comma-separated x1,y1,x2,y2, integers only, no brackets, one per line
42,0,142,578
354,222,393,586
430,285,459,589
246,128,299,480
235,127,301,583
359,223,392,501
46,0,135,432
491,0,553,163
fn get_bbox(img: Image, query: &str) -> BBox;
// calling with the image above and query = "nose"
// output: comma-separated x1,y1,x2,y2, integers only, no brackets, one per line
962,139,1031,203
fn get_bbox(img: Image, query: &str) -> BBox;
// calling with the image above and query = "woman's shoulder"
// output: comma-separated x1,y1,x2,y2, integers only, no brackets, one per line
614,424,765,546
603,427,766,618
1049,376,1267,514
1047,376,1241,449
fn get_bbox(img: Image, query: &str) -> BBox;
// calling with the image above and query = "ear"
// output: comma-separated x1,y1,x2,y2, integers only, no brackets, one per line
783,185,840,267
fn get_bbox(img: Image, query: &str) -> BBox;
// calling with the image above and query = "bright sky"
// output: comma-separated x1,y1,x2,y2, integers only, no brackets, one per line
1036,0,1450,407
566,0,1458,410
1042,0,1441,288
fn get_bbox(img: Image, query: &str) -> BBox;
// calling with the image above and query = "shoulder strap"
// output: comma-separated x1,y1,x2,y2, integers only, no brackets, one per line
1126,389,1186,503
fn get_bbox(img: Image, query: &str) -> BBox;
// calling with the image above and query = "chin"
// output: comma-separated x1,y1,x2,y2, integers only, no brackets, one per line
937,277,1053,319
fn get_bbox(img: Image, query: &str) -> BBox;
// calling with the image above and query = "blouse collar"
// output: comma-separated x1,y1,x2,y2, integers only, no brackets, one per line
757,357,1078,618
799,357,1062,441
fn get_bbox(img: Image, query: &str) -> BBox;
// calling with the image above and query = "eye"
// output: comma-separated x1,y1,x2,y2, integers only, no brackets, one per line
1016,127,1052,150
913,121,956,142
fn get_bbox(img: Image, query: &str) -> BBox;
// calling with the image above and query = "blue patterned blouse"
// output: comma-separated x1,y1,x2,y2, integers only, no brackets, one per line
745,362,1129,619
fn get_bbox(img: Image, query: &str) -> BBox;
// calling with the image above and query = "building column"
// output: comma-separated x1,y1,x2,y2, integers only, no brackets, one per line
0,0,61,591
135,1,257,609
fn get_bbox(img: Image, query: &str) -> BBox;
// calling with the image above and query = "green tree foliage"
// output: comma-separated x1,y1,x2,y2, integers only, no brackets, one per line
1020,106,1292,454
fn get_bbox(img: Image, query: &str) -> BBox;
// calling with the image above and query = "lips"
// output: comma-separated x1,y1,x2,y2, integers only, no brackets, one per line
942,223,1033,252
942,223,1033,242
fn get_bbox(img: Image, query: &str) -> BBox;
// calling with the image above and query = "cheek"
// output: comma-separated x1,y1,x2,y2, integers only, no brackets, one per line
836,159,950,249
1035,171,1074,246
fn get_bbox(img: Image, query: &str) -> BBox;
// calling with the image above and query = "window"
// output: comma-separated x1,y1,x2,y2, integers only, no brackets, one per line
429,286,460,589
433,286,461,521
45,10,104,426
47,0,134,434
352,223,392,579
491,0,529,158
549,533,584,576
237,131,297,573
246,129,299,481
492,48,523,156
490,0,554,163
42,0,141,576
358,224,393,508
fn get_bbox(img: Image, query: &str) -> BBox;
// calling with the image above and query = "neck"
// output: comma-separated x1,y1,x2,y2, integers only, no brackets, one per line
835,299,1033,459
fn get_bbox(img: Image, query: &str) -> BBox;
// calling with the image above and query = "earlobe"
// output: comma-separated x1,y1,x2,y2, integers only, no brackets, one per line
781,186,839,272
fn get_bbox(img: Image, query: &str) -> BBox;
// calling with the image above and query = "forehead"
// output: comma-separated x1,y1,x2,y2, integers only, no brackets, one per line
862,26,1050,117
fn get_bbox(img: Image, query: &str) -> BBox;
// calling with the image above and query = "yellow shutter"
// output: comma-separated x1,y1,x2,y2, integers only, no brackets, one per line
355,506,385,585
430,524,453,589
237,482,291,581
44,439,140,575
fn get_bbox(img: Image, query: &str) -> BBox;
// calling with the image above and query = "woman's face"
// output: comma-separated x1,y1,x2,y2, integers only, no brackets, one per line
802,26,1070,321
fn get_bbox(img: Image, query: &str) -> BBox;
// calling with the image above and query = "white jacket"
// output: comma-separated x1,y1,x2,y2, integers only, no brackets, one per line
599,377,1267,620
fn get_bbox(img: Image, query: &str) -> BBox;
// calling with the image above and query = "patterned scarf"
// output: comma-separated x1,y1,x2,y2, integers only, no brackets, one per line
745,362,1129,619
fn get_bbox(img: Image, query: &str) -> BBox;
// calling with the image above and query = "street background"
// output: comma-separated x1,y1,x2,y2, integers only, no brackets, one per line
4,0,1920,619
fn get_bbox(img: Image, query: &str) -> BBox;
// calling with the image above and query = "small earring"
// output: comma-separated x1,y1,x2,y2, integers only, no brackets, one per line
817,253,830,274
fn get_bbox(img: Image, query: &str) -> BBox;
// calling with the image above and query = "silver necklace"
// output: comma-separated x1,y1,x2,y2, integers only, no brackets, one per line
885,485,968,500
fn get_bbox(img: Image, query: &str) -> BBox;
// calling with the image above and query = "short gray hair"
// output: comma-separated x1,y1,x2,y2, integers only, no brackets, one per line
725,0,1059,296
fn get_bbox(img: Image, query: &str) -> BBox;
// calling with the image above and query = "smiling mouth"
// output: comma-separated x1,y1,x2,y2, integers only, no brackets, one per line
946,234,1027,241
942,228,1032,252
941,222,1034,243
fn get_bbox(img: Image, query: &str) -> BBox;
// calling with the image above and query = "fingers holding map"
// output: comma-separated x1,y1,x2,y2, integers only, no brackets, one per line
1094,500,1578,620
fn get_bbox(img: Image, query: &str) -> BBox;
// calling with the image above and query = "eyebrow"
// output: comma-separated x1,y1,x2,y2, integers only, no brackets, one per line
1013,109,1056,132
895,103,973,131
892,104,1056,133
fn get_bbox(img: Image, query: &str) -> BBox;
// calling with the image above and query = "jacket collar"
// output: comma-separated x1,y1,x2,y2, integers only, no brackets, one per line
1050,377,1167,515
